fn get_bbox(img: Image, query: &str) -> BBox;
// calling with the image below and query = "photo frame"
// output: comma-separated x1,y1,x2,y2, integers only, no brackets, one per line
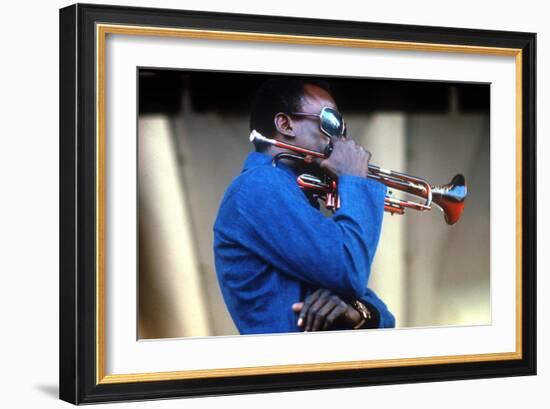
59,3,536,404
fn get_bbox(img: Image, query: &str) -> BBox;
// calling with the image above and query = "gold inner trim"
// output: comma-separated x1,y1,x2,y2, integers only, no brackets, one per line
95,23,524,385
96,24,106,384
515,52,523,358
98,24,521,56
99,351,521,384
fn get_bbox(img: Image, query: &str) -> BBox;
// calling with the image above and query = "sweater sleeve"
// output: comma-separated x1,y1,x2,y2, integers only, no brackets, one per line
360,287,396,328
235,168,386,300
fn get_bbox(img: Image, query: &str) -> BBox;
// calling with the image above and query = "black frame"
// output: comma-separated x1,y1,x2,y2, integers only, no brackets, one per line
59,3,536,404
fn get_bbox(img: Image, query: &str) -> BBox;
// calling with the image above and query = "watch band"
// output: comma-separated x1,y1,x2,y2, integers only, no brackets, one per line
351,300,372,329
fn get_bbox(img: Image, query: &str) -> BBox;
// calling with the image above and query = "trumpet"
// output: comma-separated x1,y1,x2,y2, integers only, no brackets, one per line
250,130,467,225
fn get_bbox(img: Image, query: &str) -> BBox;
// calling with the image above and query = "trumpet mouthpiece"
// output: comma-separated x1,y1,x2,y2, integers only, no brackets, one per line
249,129,260,142
249,130,275,146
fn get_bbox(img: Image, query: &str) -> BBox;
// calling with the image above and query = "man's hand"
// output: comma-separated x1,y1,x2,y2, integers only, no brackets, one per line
320,137,371,179
291,288,363,331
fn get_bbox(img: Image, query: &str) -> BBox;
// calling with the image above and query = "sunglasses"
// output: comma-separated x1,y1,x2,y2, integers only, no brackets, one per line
290,106,347,139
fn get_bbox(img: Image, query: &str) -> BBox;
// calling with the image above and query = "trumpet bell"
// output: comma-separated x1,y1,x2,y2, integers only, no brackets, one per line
432,174,467,225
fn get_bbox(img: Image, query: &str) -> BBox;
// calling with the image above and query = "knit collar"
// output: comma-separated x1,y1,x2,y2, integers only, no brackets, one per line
242,151,298,180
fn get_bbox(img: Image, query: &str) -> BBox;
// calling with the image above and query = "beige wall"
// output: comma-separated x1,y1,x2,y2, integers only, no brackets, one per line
405,114,490,327
138,115,212,338
354,113,407,326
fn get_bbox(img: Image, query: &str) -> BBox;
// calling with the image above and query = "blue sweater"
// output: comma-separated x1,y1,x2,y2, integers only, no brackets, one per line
213,151,395,334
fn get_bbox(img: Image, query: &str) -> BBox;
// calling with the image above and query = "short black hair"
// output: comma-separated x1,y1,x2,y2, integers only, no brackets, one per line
249,78,332,151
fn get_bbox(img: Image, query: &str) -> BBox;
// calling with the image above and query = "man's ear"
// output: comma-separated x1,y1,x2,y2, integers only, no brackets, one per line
274,112,296,139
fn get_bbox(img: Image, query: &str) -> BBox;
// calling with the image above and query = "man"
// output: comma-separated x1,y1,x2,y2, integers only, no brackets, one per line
213,78,395,334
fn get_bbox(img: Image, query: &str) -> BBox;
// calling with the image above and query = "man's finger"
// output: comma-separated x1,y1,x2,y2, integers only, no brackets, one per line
304,290,329,331
311,300,337,331
292,302,304,312
298,289,323,327
322,304,347,331
304,290,330,332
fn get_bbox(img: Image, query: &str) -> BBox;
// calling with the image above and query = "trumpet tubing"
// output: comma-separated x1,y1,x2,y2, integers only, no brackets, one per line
249,130,467,225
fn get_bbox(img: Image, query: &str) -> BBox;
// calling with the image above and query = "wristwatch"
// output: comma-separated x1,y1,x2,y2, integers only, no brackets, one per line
351,300,372,329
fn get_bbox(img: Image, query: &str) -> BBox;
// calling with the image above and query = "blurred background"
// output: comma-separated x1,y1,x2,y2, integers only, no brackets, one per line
137,69,490,339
